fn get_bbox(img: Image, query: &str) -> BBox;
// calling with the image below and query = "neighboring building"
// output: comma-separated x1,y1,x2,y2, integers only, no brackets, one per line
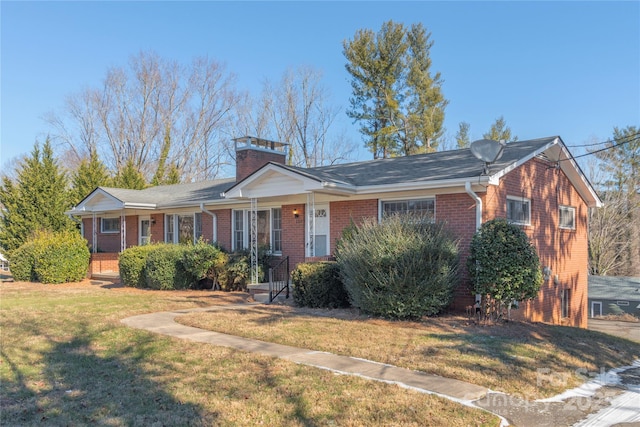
588,276,640,318
0,252,8,272
68,135,602,327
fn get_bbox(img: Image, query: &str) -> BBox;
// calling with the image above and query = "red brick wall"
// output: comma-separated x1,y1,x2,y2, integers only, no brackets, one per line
214,209,232,251
480,158,589,328
328,199,379,258
282,203,307,268
150,214,164,243
436,193,479,311
82,217,120,253
236,149,286,182
88,252,119,275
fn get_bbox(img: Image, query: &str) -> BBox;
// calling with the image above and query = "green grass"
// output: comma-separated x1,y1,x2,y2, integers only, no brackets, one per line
0,281,499,426
177,304,640,399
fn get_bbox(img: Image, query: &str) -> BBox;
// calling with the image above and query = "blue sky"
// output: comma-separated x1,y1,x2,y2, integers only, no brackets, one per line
1,1,639,171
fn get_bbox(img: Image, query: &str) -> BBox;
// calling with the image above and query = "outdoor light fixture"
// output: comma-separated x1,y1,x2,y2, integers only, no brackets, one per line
542,266,552,281
293,208,299,218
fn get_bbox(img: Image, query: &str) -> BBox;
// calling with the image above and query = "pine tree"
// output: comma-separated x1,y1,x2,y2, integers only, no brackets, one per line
344,20,447,158
71,150,111,205
0,138,75,254
113,159,146,189
456,122,471,149
483,116,518,142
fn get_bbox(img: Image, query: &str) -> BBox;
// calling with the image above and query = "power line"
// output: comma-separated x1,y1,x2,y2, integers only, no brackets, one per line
565,131,640,148
561,133,639,161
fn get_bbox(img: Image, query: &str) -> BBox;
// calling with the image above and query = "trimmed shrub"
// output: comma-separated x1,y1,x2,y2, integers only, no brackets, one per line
145,244,191,290
9,241,38,282
10,230,89,284
292,262,349,308
119,244,158,288
217,247,270,292
181,241,228,289
335,215,459,319
467,218,542,321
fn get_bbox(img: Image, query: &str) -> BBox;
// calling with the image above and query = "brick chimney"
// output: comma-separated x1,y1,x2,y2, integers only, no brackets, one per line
234,136,288,182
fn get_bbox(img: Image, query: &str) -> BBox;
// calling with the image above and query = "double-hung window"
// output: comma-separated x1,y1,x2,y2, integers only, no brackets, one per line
506,196,530,225
561,289,571,318
381,198,435,222
165,213,203,244
101,217,120,233
232,208,282,253
559,206,575,230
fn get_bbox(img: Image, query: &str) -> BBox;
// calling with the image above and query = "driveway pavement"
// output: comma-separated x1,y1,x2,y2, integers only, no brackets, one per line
588,318,640,343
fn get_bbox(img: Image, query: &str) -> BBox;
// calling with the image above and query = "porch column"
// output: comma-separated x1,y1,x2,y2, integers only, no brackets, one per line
92,212,97,253
120,210,126,252
306,192,316,257
250,198,258,284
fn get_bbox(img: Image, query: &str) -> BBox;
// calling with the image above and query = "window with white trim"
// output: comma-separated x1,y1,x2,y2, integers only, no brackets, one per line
559,206,575,230
232,208,282,253
381,198,435,222
165,213,202,244
506,196,531,225
101,217,120,234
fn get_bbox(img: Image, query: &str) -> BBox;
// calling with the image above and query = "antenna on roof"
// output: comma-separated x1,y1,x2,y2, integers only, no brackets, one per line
470,139,505,174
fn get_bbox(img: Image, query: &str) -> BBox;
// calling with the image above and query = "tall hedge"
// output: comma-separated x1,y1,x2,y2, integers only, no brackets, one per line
9,230,89,284
335,215,459,319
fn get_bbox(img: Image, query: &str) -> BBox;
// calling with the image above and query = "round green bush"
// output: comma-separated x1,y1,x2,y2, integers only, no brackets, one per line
119,244,158,288
10,230,89,284
8,241,37,282
467,218,542,318
292,262,349,308
145,244,191,290
335,215,459,319
181,241,227,288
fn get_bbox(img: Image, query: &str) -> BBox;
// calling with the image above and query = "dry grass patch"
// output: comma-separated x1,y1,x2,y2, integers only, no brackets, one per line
178,304,640,399
1,281,499,426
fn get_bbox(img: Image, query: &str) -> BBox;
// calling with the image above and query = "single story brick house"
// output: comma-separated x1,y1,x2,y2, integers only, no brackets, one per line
588,276,640,318
68,135,601,327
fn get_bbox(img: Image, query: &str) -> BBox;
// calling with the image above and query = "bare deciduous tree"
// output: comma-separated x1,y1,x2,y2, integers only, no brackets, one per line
47,51,240,183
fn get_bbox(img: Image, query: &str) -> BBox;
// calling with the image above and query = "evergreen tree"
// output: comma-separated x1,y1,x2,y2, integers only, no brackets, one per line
71,149,111,205
483,116,518,142
456,122,471,149
0,138,75,254
112,159,146,189
344,20,447,158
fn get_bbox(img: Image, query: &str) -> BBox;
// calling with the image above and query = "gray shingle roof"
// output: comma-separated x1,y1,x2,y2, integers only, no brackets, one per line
98,178,235,208
279,136,558,187
589,276,640,301
87,136,565,210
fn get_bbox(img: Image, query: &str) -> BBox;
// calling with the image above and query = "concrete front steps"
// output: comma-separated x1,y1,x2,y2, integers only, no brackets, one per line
247,282,290,304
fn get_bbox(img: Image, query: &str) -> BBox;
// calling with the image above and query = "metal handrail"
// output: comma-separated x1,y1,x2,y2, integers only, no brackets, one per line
269,256,289,303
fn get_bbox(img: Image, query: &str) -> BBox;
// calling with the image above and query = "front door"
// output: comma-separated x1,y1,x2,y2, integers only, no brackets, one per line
139,217,151,245
312,204,329,257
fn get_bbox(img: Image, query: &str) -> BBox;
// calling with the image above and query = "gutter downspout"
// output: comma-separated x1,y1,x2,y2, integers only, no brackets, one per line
465,181,482,232
200,203,218,243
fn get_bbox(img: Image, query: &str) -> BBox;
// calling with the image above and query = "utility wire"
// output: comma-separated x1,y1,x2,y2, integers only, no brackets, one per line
561,133,639,161
565,131,640,148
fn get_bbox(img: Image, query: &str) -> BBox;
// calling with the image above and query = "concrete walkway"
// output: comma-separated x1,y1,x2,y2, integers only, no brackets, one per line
121,304,489,403
121,304,639,426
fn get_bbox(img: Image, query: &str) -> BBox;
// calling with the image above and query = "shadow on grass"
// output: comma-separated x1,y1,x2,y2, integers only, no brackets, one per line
0,321,216,426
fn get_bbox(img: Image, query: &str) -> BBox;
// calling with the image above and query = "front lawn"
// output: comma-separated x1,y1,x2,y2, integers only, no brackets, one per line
177,304,640,400
0,281,499,426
